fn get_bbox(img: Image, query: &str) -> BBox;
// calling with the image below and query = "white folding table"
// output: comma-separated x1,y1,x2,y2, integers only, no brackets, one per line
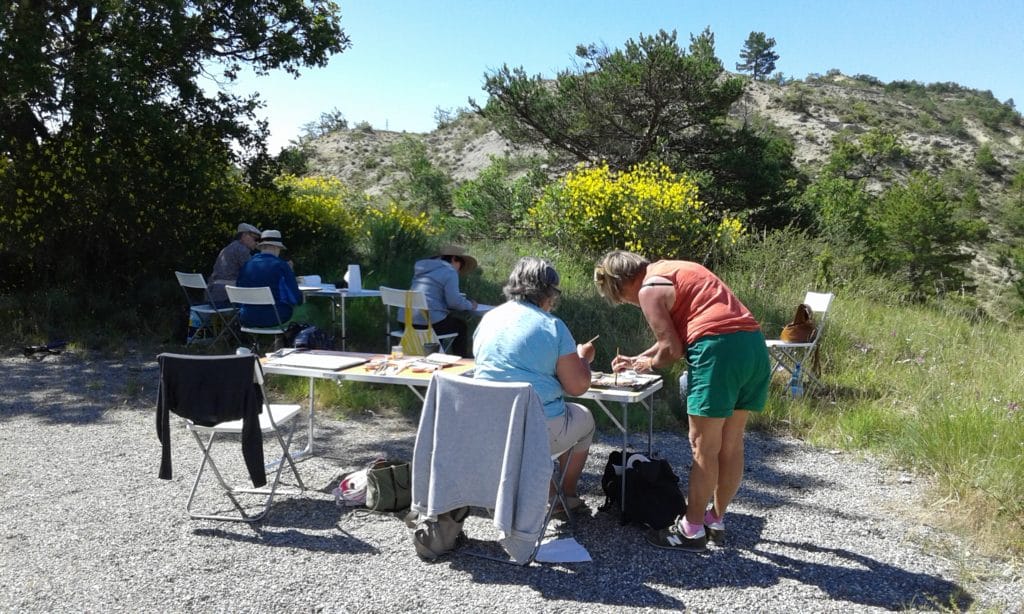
262,351,662,511
299,285,382,350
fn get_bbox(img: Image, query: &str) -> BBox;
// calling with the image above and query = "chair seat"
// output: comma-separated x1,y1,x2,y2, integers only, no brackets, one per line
239,324,289,336
191,304,236,317
187,403,302,435
765,339,815,349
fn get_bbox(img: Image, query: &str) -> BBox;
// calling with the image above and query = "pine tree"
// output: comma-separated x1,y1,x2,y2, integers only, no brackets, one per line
737,32,780,80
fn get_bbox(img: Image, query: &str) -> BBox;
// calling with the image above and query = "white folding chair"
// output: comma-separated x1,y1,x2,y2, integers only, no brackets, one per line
765,291,835,394
156,353,305,522
226,285,289,354
174,271,240,348
378,286,458,354
410,372,577,565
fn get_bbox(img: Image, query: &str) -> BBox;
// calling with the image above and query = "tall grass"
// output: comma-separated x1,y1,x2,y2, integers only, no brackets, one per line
729,231,1024,557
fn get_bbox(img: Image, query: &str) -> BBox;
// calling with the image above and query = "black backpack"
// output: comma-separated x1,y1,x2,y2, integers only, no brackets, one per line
286,324,334,350
600,450,686,529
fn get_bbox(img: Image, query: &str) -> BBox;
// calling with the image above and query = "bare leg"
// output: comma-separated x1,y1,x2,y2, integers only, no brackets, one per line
685,415,724,526
712,410,749,517
559,446,589,498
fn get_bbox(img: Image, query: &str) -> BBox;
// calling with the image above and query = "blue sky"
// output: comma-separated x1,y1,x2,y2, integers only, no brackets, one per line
223,0,1024,153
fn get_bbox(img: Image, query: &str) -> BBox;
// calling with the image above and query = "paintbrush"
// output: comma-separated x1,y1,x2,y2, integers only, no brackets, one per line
615,346,619,386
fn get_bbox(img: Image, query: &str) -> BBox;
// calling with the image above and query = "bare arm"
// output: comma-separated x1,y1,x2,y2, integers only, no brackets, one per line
556,347,592,396
636,280,684,371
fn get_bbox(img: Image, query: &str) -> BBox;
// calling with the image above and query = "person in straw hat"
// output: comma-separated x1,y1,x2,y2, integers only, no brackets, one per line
235,230,304,328
408,245,479,357
207,222,261,306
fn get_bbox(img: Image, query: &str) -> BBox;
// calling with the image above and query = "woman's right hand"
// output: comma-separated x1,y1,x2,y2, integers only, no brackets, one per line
611,354,633,373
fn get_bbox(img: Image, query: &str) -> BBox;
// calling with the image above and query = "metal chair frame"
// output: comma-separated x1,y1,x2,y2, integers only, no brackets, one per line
174,271,241,348
765,291,835,394
226,285,289,355
159,353,305,523
378,286,458,354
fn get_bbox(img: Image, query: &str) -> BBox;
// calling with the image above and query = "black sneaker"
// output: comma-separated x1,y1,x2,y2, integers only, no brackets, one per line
704,510,725,544
646,518,708,552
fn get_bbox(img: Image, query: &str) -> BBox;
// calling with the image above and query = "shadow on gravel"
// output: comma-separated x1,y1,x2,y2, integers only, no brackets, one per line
190,499,378,556
0,355,152,425
751,539,973,611
633,514,971,610
193,515,379,556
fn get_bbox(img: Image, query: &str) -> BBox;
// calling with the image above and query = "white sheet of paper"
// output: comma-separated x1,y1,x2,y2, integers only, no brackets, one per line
534,537,592,563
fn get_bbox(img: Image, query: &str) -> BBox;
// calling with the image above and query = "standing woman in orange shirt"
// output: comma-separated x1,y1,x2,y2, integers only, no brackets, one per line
593,250,771,552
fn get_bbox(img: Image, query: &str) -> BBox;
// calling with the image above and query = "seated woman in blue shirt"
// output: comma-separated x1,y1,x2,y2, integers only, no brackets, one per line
472,257,596,514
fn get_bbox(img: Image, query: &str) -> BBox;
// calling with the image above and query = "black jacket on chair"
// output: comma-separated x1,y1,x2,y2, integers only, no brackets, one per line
156,353,266,487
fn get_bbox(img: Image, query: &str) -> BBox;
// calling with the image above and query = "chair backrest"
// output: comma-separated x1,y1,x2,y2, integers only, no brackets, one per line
225,285,287,337
803,291,834,315
379,286,429,311
175,271,218,309
175,271,208,291
801,291,834,343
226,285,277,307
412,372,552,564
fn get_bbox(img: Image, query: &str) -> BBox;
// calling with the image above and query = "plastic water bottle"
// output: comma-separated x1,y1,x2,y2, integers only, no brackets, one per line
789,363,804,398
678,371,689,408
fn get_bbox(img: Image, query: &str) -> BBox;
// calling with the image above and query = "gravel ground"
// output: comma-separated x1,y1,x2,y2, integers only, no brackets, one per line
1,350,1021,613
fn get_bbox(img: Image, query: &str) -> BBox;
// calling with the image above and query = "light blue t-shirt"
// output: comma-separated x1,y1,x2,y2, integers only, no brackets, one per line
472,300,578,419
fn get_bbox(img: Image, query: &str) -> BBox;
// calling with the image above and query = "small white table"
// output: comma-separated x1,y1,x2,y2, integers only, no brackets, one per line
300,285,382,350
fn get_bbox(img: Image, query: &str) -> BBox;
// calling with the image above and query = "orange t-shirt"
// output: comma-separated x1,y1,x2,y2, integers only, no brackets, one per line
645,260,760,346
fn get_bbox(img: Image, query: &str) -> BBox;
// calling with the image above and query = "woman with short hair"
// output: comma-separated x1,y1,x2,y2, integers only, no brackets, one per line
594,249,770,552
473,257,597,514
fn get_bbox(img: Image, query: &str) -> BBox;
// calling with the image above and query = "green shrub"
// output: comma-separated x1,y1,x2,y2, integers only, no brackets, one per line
975,143,1002,176
450,157,545,237
867,172,983,298
387,136,452,214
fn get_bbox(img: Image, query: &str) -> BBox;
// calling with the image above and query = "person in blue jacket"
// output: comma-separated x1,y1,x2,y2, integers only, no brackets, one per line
408,245,478,356
236,230,303,327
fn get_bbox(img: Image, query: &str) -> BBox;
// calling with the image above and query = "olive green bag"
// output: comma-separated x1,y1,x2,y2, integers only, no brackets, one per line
365,459,412,512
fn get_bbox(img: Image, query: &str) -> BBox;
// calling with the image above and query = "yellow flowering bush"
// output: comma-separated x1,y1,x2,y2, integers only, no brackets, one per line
362,201,433,238
529,162,743,259
361,201,436,275
273,174,361,233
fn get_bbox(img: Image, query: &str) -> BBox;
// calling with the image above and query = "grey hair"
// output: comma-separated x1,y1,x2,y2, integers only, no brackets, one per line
503,257,561,306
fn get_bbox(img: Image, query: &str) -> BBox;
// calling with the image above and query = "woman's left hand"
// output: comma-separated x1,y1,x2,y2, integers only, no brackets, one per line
577,342,596,364
631,356,654,373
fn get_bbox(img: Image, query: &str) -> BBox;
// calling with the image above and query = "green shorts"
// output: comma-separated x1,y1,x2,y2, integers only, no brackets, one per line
686,329,771,418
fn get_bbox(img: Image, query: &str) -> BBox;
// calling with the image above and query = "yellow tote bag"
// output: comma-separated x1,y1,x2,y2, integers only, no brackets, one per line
400,291,439,356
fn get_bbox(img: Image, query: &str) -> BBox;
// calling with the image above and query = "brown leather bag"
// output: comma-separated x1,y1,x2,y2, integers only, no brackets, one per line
780,303,815,343
780,303,820,375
